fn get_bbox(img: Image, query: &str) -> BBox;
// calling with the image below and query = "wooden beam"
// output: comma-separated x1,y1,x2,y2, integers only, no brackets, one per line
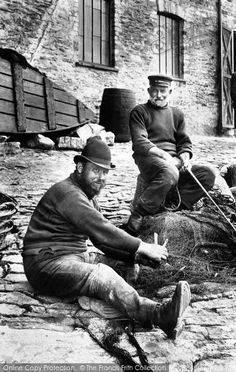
77,99,86,122
44,76,56,130
12,63,26,132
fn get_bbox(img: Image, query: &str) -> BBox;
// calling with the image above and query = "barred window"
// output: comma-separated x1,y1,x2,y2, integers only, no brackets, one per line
156,13,184,78
78,0,114,67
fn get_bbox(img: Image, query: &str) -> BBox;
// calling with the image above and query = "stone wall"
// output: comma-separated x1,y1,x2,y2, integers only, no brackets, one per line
0,0,236,135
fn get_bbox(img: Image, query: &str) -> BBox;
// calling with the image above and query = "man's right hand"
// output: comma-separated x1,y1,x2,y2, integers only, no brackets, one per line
135,241,168,267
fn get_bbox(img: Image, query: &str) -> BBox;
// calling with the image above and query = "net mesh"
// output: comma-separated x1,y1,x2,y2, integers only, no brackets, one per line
135,187,236,297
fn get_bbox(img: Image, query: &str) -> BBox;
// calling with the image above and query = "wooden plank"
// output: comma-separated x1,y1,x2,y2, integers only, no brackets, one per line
77,100,94,121
77,100,86,122
0,113,16,133
54,122,86,128
25,119,82,133
44,77,56,130
0,100,15,115
53,88,76,104
25,106,47,122
52,82,65,91
56,112,79,126
23,67,43,84
25,118,48,133
23,80,44,96
0,86,14,101
25,93,45,109
12,63,26,132
55,100,77,116
85,106,94,121
0,59,12,75
0,73,13,88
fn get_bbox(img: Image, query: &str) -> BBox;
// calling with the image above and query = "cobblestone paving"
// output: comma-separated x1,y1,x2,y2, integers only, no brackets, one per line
0,135,236,370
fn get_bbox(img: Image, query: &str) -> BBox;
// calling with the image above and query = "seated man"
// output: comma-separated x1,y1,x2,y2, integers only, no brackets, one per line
127,74,216,234
23,137,191,339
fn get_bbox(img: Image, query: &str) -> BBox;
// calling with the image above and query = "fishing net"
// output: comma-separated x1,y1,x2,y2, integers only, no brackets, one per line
135,187,236,297
0,192,18,250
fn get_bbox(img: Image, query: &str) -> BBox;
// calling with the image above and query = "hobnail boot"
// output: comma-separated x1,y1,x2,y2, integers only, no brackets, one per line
154,281,191,339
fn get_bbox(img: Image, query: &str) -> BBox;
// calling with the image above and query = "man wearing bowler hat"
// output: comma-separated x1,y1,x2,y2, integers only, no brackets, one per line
23,136,191,339
127,74,216,234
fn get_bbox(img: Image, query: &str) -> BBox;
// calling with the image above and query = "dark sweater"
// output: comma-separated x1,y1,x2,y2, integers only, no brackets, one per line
23,172,140,262
129,101,193,160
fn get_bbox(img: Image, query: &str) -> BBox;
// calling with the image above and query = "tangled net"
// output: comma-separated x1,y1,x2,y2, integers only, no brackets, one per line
0,192,18,250
135,187,236,297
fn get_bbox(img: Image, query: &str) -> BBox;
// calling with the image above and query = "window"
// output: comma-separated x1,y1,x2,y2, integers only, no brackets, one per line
78,0,114,67
155,13,183,78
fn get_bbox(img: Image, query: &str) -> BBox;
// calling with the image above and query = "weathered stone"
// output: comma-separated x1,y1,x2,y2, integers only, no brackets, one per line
4,273,27,283
207,325,236,340
0,326,115,363
0,234,17,249
0,317,74,332
0,267,4,278
35,294,69,304
185,311,226,326
0,303,25,316
192,298,236,310
89,123,105,134
0,291,39,306
57,136,85,150
8,263,24,273
96,129,115,146
194,357,236,372
0,281,33,292
0,142,21,156
2,254,23,264
26,134,55,150
75,123,93,141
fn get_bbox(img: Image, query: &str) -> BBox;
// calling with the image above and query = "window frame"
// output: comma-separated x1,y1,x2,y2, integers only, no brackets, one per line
156,12,184,79
77,0,115,70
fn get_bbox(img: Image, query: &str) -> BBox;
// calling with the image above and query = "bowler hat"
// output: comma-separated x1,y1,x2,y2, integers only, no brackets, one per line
74,136,114,170
148,74,173,87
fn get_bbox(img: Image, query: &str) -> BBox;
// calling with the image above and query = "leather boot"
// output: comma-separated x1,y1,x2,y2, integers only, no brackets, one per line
153,281,191,339
126,210,144,236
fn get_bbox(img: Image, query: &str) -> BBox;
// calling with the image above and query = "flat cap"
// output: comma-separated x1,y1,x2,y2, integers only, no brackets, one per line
148,74,173,87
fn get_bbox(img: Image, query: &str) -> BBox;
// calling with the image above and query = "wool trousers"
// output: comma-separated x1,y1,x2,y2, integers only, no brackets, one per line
133,155,216,215
23,249,156,327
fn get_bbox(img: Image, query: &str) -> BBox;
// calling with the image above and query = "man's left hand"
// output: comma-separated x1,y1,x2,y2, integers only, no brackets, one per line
179,152,191,170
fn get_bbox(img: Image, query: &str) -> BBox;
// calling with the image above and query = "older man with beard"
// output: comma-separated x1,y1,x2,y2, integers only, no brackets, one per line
126,74,216,235
23,137,191,339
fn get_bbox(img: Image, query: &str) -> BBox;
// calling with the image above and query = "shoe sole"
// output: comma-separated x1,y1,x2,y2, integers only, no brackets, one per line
169,281,191,339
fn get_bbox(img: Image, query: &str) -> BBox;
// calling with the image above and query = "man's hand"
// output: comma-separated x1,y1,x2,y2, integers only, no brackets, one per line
135,241,168,267
172,157,182,169
179,152,191,170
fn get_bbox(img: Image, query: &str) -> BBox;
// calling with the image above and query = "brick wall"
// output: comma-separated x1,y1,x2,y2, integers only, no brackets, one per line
0,0,236,135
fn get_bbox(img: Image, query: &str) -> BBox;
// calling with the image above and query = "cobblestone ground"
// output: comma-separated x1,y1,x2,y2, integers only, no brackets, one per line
0,135,236,371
